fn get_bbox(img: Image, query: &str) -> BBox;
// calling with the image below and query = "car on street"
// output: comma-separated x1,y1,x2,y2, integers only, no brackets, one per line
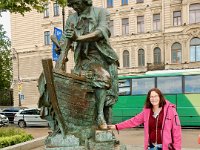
0,114,9,127
0,107,27,123
14,108,48,128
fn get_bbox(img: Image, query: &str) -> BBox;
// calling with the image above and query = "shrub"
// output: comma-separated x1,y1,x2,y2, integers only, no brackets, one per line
0,127,33,148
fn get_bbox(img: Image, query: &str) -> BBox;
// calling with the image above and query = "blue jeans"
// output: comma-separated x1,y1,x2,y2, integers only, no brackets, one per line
148,143,162,150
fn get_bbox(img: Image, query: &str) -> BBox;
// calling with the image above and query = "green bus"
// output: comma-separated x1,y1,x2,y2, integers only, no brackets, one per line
112,69,200,127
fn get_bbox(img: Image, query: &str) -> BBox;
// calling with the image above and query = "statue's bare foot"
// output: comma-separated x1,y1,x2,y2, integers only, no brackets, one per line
97,115,107,130
99,123,107,130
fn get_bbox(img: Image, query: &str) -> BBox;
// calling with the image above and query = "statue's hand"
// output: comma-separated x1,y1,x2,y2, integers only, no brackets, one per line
55,46,61,55
65,29,78,41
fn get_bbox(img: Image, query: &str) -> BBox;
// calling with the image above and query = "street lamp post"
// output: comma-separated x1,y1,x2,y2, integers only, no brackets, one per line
12,48,21,106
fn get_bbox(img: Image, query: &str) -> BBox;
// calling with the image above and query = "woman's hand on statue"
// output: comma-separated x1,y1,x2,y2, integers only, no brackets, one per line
65,29,78,41
107,125,116,130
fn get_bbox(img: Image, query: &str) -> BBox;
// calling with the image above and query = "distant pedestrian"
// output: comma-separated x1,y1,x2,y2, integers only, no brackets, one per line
108,88,182,150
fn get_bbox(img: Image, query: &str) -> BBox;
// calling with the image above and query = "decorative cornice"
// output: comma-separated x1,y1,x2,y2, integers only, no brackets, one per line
186,29,200,38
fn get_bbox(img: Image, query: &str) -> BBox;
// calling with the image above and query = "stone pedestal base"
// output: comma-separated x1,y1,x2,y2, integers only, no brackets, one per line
45,130,126,150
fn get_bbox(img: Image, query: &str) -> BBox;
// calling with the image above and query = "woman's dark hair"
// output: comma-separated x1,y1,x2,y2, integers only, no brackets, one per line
67,0,93,7
145,88,166,108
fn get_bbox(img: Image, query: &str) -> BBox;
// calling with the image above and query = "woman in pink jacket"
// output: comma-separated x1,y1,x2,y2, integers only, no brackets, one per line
108,88,182,150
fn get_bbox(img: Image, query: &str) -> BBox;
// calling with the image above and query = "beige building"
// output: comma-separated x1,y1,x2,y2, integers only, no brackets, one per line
11,0,200,107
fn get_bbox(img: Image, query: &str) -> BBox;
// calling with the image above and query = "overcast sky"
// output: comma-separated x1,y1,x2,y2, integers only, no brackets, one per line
0,12,11,39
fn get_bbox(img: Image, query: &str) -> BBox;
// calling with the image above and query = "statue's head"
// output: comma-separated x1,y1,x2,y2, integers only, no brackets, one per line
67,0,92,7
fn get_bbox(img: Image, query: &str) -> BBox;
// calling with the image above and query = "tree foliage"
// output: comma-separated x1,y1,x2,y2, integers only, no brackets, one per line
0,24,12,90
0,0,68,15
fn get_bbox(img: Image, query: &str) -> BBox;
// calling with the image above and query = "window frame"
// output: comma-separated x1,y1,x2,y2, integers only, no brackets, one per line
153,14,160,31
44,4,49,18
118,79,131,96
122,0,128,6
132,77,155,95
173,11,182,26
53,2,60,16
171,42,182,63
123,50,130,67
107,0,113,8
154,47,161,64
157,76,182,94
189,3,200,24
122,18,129,35
138,49,145,66
184,75,200,93
137,16,144,33
44,31,50,45
190,38,200,62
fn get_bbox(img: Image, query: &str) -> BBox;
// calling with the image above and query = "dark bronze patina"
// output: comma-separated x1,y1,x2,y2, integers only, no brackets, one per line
38,0,120,149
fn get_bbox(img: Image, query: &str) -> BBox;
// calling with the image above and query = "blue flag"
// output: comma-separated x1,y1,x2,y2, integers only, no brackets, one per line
52,27,62,61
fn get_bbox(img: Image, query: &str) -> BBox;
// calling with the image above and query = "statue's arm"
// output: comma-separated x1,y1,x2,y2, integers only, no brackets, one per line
76,30,103,42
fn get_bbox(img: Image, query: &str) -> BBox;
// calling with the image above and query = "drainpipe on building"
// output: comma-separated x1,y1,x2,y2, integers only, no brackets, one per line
12,48,21,106
162,0,165,65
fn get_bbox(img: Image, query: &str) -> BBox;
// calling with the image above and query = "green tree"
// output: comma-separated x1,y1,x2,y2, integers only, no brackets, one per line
0,0,67,15
0,24,11,90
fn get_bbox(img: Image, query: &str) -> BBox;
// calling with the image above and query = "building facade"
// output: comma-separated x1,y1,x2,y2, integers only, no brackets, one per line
11,0,200,107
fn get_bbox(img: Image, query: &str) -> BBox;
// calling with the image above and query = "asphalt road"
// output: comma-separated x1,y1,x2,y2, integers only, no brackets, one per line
21,126,200,149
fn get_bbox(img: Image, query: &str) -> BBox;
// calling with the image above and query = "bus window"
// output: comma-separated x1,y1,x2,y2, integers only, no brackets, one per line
118,79,131,95
119,87,131,95
119,79,130,87
185,75,200,93
132,78,155,95
157,76,182,94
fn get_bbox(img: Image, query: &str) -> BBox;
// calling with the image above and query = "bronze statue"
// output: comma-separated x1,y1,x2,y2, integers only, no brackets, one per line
38,0,122,149
56,0,119,129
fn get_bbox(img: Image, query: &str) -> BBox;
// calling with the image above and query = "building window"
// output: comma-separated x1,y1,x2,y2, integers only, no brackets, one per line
122,0,128,5
44,4,49,18
173,11,181,26
109,20,114,37
137,16,144,33
107,0,113,8
153,14,160,31
122,18,129,35
123,50,130,67
190,38,200,62
53,2,59,16
136,0,144,3
44,31,50,45
138,49,145,66
189,3,200,24
171,42,182,63
154,47,161,64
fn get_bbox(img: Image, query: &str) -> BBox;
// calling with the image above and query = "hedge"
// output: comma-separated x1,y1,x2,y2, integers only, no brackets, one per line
0,127,33,148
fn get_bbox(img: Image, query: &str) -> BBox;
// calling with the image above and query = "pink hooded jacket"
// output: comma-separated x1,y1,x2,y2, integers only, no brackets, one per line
116,100,182,150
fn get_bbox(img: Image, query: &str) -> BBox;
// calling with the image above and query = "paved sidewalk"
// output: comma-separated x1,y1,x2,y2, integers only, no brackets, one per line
24,127,200,149
31,145,199,150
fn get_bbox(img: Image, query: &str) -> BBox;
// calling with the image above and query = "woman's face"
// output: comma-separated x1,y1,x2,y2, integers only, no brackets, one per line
149,91,160,107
